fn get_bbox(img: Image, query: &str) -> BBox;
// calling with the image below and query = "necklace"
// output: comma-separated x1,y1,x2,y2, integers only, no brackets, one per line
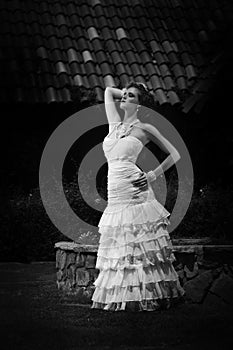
116,119,140,139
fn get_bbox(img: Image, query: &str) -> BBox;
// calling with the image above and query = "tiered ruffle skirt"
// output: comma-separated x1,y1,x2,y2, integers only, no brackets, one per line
91,196,185,312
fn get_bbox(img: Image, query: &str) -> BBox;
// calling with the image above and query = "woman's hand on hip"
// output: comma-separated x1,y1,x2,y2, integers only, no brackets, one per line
131,172,148,192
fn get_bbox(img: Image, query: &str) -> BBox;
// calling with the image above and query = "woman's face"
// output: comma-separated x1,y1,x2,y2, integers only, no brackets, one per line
120,87,140,112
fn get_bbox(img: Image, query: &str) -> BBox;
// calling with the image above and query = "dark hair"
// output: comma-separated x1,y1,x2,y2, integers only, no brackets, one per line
125,81,155,109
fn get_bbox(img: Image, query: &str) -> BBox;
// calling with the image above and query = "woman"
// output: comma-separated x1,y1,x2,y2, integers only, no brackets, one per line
91,82,185,312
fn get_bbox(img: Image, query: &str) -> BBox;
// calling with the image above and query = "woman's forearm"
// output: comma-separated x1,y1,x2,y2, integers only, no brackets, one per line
156,153,180,176
146,153,180,183
105,87,123,100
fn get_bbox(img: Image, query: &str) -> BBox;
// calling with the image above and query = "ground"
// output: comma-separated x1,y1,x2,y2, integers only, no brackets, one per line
0,262,233,350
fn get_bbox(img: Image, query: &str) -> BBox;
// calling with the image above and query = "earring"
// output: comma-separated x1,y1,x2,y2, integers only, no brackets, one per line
137,105,141,112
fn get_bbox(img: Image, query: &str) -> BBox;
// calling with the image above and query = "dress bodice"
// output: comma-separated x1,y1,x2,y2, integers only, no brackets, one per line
103,122,144,164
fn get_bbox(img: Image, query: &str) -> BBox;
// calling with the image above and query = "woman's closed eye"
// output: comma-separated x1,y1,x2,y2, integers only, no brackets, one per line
123,92,135,99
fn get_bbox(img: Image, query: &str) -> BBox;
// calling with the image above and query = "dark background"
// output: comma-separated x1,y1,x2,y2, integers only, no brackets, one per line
1,1,233,262
2,70,232,197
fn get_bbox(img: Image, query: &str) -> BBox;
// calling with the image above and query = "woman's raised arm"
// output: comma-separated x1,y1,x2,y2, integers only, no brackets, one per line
104,87,123,124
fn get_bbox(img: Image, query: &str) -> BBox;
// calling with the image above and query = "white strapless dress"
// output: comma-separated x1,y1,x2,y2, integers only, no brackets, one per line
91,122,185,312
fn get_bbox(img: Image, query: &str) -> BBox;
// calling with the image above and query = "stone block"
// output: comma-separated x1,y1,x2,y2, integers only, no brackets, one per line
56,249,67,270
66,252,76,268
76,253,86,268
63,279,72,292
85,253,97,268
75,286,93,304
211,266,223,279
183,270,213,303
67,265,76,287
56,270,64,282
57,281,65,290
204,291,229,309
177,269,186,286
76,268,90,287
83,286,94,301
209,272,233,305
60,250,67,270
223,264,233,278
88,268,99,282
56,249,61,268
195,248,204,264
184,261,199,279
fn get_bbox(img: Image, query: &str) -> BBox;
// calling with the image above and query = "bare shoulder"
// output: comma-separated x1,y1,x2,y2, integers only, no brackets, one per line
132,121,155,145
137,122,160,138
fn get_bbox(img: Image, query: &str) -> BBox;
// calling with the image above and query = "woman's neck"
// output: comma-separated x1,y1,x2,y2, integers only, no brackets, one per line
122,111,138,124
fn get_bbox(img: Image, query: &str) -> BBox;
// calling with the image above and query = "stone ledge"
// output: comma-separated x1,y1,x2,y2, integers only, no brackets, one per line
55,242,98,253
55,241,233,256
54,241,233,305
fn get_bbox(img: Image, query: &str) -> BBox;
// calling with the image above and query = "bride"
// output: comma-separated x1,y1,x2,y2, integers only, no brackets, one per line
91,81,185,312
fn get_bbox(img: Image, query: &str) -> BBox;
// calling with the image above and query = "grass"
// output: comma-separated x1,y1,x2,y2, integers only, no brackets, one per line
0,262,233,349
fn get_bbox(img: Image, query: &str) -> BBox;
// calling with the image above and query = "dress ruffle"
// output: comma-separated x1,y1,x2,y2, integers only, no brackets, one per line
91,277,185,312
91,208,185,312
96,222,176,269
99,197,170,227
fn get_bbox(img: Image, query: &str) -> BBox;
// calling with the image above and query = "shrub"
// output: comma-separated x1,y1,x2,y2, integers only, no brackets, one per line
0,167,232,262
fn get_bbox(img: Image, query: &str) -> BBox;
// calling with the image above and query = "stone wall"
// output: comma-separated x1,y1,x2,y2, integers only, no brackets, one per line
55,241,233,306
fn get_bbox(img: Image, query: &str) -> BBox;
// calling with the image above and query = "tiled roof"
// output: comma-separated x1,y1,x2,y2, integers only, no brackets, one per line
0,0,233,113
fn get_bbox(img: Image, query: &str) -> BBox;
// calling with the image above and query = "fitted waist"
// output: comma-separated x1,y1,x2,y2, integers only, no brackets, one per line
108,160,140,175
108,158,136,164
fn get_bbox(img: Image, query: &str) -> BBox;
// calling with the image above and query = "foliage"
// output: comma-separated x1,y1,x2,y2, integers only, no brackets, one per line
0,169,106,262
164,171,233,242
0,186,68,262
0,167,233,262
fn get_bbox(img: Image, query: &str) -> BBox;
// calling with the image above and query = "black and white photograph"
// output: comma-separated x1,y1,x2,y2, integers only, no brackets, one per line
1,0,233,349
